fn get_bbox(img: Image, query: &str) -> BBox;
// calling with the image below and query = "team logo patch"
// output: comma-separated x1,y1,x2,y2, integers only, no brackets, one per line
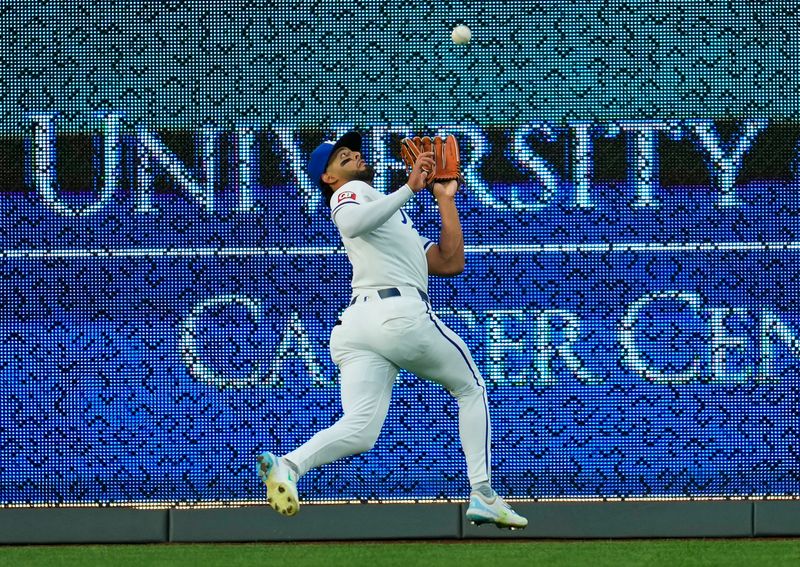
337,191,356,203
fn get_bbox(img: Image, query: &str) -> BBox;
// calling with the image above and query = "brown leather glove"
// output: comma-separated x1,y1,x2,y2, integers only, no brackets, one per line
400,135,462,186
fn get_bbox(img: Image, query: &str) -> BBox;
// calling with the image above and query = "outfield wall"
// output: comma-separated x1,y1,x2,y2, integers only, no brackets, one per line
0,501,799,543
2,0,800,521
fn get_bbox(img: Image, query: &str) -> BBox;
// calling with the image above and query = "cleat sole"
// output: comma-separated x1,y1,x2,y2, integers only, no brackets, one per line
269,487,298,517
258,455,300,517
467,514,527,530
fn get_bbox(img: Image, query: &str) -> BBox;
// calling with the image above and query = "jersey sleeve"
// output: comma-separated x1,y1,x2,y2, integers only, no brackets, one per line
331,181,415,239
329,181,366,215
420,234,434,252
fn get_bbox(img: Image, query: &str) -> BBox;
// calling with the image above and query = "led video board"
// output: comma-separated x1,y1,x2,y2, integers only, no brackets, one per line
0,2,798,505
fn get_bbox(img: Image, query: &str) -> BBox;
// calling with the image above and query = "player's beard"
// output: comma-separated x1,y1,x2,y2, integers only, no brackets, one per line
352,164,375,184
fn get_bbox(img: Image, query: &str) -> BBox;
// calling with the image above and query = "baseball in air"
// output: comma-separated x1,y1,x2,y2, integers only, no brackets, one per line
451,25,471,45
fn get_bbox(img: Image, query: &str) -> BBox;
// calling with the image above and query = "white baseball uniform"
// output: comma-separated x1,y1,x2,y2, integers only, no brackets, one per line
284,180,492,488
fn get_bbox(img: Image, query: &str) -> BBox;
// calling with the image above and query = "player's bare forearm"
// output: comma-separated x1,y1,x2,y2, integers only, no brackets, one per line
437,195,465,270
426,182,465,276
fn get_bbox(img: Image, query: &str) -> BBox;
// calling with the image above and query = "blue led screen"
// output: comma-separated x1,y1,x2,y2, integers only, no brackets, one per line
0,1,799,506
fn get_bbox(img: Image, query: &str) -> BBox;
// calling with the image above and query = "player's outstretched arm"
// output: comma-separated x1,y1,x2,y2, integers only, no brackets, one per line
425,179,465,277
334,185,415,238
333,152,435,238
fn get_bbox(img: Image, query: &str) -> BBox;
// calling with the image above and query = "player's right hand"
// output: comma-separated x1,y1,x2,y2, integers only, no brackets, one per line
408,151,435,192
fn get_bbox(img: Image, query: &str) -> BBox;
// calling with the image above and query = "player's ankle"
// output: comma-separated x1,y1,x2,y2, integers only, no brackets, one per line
281,457,300,479
471,482,495,499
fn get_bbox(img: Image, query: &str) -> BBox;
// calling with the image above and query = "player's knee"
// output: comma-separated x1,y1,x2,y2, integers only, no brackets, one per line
345,422,381,454
450,381,486,402
338,412,383,454
348,431,379,454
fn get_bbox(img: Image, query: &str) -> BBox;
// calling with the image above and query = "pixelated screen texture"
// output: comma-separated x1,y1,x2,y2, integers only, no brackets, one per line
0,1,799,506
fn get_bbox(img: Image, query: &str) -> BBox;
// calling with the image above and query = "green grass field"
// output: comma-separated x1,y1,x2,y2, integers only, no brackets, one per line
1,539,799,567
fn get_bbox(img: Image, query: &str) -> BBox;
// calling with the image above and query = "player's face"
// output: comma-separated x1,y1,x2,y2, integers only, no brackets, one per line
325,147,374,186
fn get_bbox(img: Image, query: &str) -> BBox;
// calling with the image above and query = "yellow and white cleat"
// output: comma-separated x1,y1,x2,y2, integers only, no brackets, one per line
257,452,300,517
466,491,528,530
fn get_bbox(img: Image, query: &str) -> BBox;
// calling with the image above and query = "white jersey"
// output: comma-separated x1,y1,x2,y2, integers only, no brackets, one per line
281,169,498,505
329,180,432,293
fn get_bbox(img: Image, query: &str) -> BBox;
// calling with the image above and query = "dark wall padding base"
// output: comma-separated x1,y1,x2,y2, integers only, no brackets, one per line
0,501,798,544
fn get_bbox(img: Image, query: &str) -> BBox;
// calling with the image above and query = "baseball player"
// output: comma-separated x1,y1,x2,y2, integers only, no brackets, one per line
257,131,527,530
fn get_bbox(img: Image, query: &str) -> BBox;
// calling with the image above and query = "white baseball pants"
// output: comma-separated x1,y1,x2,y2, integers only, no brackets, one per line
284,287,491,487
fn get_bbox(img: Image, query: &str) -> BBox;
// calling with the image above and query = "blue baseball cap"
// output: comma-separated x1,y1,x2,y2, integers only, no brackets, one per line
308,131,362,188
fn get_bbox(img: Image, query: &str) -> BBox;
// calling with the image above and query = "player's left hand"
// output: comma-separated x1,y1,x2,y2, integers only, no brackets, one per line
408,151,435,192
431,179,459,199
